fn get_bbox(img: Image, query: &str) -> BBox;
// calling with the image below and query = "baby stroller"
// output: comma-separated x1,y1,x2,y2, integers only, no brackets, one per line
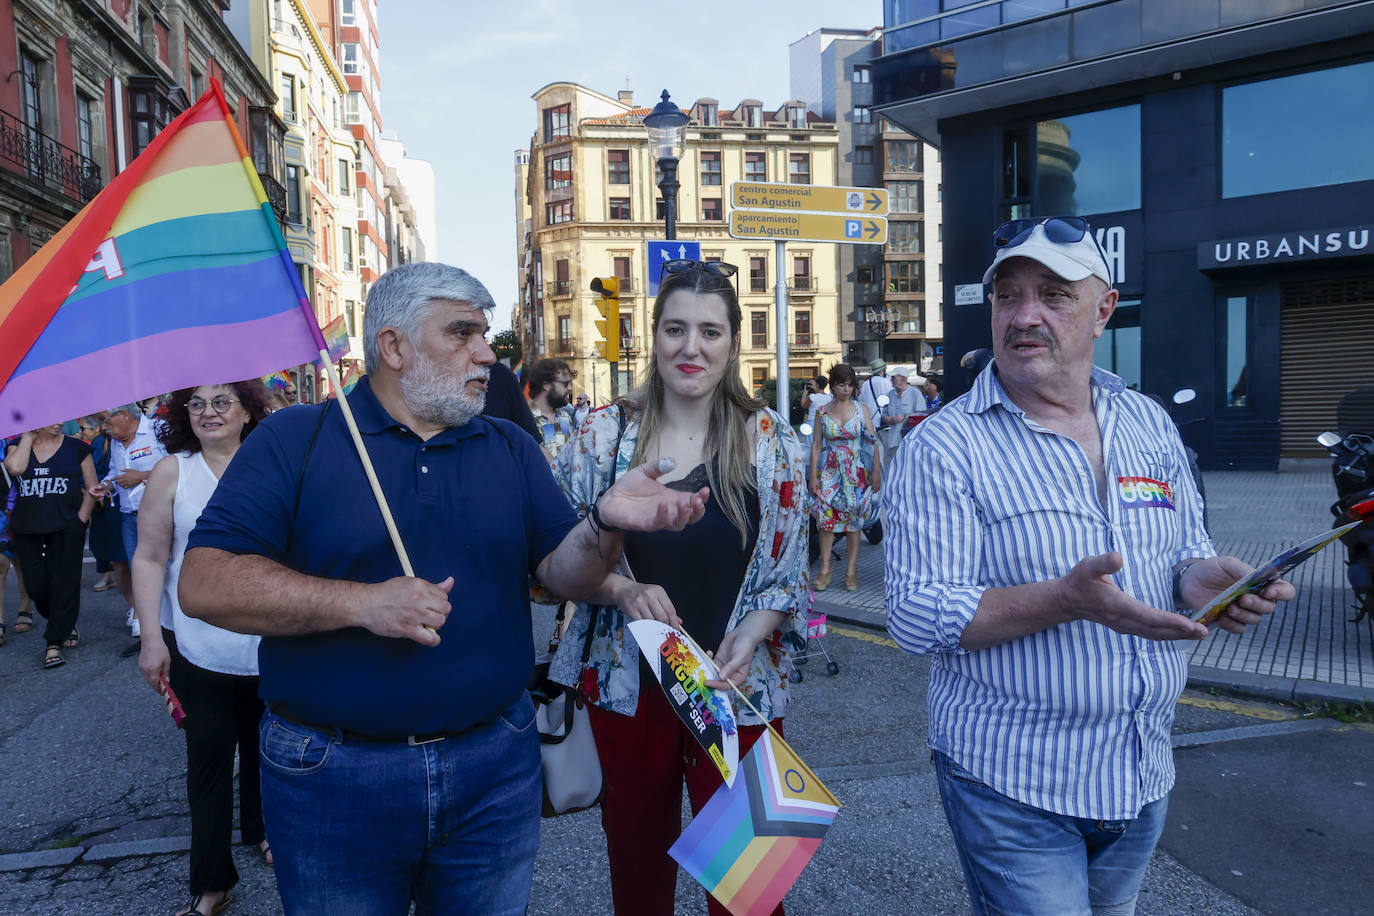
789,612,839,682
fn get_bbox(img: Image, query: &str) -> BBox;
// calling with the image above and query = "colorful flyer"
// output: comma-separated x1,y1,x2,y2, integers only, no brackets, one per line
1191,520,1362,625
628,620,740,787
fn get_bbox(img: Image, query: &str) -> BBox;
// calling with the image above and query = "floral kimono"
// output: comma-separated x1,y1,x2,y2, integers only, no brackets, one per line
547,404,811,726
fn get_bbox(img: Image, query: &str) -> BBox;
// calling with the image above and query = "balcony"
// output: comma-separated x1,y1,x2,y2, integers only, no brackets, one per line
555,337,574,354
789,333,820,352
615,277,636,295
749,277,768,294
789,277,815,297
750,335,768,350
0,108,101,204
552,280,572,298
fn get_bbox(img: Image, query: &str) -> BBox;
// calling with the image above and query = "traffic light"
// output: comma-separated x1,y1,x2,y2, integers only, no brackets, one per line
590,276,620,362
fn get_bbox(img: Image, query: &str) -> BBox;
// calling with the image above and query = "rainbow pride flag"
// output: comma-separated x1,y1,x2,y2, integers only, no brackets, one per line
321,313,351,364
0,81,325,437
263,370,294,392
340,362,363,396
670,731,841,915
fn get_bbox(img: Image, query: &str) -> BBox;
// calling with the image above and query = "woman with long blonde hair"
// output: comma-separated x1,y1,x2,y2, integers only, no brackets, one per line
548,260,810,915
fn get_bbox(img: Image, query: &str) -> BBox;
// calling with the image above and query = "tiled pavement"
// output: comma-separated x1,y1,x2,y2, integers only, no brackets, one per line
810,469,1374,705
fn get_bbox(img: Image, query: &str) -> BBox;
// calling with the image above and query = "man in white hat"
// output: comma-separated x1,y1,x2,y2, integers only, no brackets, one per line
879,366,925,468
884,216,1295,916
857,357,891,425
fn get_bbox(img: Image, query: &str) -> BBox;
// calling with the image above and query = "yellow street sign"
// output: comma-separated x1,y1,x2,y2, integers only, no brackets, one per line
729,210,888,245
730,181,888,216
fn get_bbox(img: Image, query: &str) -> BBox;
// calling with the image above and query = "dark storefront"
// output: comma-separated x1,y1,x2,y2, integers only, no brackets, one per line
874,0,1374,469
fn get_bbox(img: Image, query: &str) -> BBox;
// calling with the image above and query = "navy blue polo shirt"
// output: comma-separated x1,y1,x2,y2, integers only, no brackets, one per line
187,377,579,737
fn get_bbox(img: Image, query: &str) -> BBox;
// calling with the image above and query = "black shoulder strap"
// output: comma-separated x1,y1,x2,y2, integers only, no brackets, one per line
292,400,335,519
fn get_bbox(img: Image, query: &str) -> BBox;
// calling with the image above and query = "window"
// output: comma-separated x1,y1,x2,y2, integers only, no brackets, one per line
189,66,204,101
286,165,302,224
344,299,357,336
1223,60,1374,198
789,153,810,185
702,198,722,221
609,198,631,220
557,315,572,350
854,146,873,165
341,227,354,270
345,91,362,125
338,159,351,194
749,257,767,293
888,261,924,293
543,104,571,142
890,181,923,214
857,266,876,284
745,151,766,182
546,200,573,225
1222,295,1249,407
544,153,572,190
744,105,761,128
607,149,629,184
656,198,667,220
699,150,721,185
619,313,633,352
280,73,296,121
794,311,812,347
342,44,360,75
792,256,811,291
888,220,923,253
751,311,767,349
854,105,872,124
886,139,922,173
613,256,631,281
852,65,871,83
788,106,807,128
1034,104,1141,215
554,258,570,296
1094,300,1142,391
75,94,94,161
341,0,356,24
700,102,717,126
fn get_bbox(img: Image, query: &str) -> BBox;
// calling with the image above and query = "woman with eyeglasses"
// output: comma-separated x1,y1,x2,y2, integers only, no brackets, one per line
3,422,98,667
548,259,810,915
809,362,881,591
130,380,272,916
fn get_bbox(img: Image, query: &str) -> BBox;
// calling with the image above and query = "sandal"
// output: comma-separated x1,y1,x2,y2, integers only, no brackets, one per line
14,611,32,633
258,840,273,867
814,569,831,591
63,628,79,649
93,574,115,592
43,646,64,669
176,890,234,916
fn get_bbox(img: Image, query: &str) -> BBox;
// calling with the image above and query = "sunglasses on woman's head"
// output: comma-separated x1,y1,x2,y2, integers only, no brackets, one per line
659,259,739,296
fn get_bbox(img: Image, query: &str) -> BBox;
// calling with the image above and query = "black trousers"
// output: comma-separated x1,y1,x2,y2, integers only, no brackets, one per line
166,629,266,895
11,521,84,645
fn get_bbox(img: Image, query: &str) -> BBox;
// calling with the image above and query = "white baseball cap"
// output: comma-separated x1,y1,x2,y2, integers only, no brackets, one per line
983,222,1112,287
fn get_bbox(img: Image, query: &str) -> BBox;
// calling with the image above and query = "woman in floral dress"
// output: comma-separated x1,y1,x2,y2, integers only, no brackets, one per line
809,362,880,591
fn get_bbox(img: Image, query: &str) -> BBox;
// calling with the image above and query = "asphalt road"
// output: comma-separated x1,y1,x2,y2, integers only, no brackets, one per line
1,572,1371,914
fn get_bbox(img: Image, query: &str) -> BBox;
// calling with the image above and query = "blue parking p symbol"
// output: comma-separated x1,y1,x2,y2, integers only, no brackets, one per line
845,220,861,238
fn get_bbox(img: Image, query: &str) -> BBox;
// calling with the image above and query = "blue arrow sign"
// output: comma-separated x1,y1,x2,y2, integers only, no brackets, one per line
647,240,702,296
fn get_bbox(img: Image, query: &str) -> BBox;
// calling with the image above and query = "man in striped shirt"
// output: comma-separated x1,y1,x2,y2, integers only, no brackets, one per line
885,217,1295,916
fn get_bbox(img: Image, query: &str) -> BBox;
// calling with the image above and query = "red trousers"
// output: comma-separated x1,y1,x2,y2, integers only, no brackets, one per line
587,683,784,916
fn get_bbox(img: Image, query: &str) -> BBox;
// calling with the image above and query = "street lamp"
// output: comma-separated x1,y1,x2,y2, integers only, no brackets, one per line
644,89,689,241
866,304,901,339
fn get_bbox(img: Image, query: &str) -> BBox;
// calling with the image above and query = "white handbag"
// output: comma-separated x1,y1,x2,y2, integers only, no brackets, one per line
530,606,605,817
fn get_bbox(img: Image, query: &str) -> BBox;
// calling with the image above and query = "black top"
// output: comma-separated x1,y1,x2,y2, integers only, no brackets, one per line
624,456,760,651
9,436,92,534
482,361,542,444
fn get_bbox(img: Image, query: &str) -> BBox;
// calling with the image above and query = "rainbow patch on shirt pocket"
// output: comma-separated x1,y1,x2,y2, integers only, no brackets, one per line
1118,476,1175,510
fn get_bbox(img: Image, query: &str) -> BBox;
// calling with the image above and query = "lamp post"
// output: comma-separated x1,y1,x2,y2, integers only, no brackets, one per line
644,89,689,241
865,305,901,363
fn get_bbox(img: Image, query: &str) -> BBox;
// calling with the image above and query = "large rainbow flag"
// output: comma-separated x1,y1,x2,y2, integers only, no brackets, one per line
670,730,841,916
0,81,325,437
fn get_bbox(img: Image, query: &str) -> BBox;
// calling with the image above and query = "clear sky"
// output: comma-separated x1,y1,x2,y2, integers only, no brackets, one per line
380,0,879,329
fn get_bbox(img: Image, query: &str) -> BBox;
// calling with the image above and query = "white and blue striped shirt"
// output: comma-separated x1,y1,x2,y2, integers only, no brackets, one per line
885,364,1213,820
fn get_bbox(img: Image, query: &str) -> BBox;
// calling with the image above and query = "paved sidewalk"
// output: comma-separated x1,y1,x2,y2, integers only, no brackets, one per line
814,469,1374,705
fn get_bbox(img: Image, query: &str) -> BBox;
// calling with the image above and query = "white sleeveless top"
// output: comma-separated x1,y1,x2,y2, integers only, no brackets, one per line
161,451,260,676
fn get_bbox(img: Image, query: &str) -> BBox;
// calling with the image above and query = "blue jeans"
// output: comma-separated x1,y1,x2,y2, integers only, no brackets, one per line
258,695,542,915
120,511,138,564
933,752,1167,916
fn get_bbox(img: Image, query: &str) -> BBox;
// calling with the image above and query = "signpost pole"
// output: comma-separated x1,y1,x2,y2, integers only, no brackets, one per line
774,239,789,420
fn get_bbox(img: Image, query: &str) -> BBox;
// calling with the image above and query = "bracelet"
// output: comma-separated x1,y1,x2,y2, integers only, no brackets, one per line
1172,560,1200,609
589,500,623,535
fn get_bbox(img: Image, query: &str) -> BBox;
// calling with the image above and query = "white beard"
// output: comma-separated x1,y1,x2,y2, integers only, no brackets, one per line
400,348,487,428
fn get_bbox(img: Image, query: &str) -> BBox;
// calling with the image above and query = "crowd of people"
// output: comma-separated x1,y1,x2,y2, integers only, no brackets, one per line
0,219,1298,915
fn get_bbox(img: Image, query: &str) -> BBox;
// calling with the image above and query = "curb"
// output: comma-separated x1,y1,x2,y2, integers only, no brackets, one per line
818,608,1374,709
0,831,246,874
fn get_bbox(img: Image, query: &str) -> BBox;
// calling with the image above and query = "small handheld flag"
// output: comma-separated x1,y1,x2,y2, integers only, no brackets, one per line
629,619,739,786
671,730,840,916
0,81,325,437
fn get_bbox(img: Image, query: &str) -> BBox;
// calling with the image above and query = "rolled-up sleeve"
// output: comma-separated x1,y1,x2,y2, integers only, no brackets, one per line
884,433,986,656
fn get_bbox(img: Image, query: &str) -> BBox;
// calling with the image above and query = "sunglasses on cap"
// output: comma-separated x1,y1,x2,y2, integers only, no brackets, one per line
992,216,1113,286
659,258,739,296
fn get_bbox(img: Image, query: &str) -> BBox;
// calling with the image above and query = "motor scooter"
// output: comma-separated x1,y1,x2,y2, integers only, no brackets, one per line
1315,428,1374,621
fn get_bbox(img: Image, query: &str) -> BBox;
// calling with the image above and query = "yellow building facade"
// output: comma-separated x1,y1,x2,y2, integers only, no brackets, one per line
518,83,844,404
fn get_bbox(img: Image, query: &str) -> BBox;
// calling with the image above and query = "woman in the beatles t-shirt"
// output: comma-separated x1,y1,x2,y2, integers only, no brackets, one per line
3,423,97,668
